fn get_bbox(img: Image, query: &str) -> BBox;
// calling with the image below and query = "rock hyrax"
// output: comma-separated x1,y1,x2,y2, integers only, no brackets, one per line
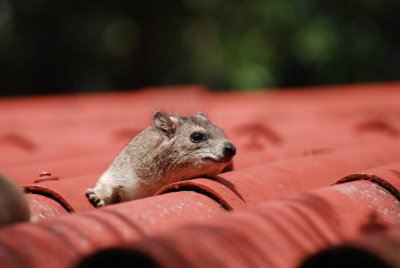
86,110,236,207
0,175,31,225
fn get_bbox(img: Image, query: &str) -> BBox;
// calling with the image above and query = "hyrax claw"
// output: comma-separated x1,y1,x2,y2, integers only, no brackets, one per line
86,188,105,207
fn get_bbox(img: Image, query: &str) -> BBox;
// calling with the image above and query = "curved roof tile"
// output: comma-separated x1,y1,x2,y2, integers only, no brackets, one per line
0,83,400,267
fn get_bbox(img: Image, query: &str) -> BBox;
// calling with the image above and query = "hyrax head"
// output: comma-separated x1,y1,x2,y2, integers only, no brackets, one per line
152,110,236,177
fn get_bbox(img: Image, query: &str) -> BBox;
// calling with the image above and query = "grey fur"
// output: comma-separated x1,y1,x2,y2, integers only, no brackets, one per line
0,175,31,225
86,110,236,207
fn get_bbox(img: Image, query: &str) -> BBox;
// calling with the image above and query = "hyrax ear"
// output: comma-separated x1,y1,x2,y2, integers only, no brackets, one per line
197,112,209,121
153,110,175,137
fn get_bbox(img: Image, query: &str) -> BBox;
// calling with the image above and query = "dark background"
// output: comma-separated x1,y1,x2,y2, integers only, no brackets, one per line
1,0,399,96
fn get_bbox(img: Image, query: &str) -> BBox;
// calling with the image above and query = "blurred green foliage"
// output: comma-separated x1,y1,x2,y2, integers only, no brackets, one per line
0,0,399,95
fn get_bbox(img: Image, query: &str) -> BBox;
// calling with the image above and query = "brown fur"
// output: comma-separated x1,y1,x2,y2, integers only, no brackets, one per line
0,175,30,225
86,111,235,207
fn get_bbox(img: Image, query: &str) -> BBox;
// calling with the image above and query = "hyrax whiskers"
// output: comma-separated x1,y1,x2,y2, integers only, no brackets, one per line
86,110,236,207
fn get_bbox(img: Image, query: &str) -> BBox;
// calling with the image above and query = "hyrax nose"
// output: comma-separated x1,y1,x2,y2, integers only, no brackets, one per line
224,142,236,158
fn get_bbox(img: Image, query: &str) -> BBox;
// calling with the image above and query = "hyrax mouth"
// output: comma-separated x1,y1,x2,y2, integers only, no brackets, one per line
202,156,232,163
202,142,236,163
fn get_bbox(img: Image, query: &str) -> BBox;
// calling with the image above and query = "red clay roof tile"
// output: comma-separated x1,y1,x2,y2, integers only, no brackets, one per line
299,226,400,267
77,178,400,268
0,191,225,268
0,82,400,267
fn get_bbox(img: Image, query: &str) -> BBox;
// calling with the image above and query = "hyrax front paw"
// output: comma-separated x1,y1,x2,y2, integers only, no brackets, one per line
86,188,105,207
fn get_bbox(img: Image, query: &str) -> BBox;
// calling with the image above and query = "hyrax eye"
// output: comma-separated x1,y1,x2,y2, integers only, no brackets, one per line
190,132,206,143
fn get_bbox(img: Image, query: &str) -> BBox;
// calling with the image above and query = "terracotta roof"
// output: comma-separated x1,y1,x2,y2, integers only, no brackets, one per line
78,166,400,268
300,224,400,267
0,83,400,267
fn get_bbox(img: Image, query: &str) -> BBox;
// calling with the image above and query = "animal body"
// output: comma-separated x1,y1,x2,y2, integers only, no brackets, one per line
0,175,31,225
86,110,236,207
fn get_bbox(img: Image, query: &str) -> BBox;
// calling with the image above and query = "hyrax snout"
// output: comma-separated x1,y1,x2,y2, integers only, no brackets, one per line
86,110,236,207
